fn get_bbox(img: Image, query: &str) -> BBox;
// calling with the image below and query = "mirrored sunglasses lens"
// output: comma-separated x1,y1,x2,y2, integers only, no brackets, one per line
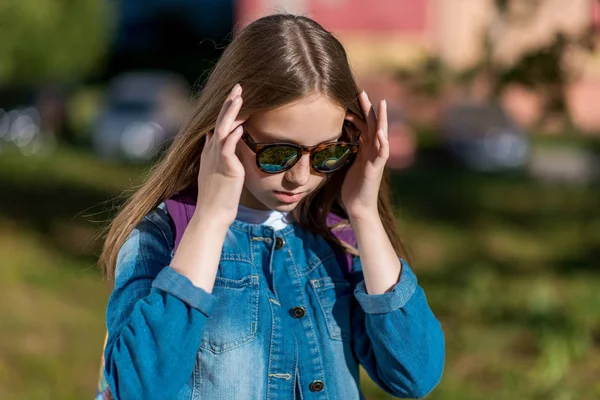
258,146,298,172
312,145,352,172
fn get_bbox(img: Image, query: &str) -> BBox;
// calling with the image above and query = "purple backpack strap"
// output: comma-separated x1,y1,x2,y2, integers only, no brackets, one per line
326,212,357,276
164,185,199,253
164,186,355,275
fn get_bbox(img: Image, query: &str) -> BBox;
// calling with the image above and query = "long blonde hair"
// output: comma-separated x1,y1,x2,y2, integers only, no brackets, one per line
99,14,408,280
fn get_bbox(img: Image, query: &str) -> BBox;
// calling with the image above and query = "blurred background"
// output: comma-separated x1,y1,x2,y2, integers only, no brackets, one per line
1,0,599,399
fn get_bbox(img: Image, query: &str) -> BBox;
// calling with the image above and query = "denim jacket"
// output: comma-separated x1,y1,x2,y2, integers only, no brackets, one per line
103,202,445,400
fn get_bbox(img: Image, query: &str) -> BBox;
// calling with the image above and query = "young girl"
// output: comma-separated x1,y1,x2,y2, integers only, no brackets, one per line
98,13,444,400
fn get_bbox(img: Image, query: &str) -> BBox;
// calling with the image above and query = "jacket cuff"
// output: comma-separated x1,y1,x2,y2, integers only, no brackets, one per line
353,259,418,314
152,266,217,317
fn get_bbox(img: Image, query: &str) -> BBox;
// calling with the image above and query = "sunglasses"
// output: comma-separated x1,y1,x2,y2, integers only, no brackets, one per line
241,124,359,174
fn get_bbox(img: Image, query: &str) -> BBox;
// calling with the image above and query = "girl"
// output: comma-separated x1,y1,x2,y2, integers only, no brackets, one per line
98,13,445,400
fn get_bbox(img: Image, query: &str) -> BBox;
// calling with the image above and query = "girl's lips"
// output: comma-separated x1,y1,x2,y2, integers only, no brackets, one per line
274,191,304,203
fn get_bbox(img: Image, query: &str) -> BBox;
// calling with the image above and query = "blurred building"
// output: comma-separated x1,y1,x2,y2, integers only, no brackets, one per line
237,0,600,132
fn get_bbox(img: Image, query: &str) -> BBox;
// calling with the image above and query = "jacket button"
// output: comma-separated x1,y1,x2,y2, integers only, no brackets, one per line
290,306,305,318
309,380,325,392
274,237,285,249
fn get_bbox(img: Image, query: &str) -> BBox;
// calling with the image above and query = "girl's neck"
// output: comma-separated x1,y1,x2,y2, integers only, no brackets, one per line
236,204,292,231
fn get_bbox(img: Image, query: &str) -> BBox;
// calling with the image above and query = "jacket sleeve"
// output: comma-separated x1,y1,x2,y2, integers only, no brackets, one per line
103,208,217,400
349,257,445,399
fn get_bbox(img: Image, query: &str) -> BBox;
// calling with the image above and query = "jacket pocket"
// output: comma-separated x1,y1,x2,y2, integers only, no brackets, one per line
310,276,352,342
199,274,259,354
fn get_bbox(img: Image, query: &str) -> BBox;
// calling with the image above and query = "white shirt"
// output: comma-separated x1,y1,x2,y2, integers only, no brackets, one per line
235,204,292,231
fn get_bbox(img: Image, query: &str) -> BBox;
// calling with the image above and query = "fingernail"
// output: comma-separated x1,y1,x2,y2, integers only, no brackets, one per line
233,84,241,94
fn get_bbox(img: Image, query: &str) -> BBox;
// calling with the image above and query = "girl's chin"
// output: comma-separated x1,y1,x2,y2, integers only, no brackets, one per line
271,202,299,212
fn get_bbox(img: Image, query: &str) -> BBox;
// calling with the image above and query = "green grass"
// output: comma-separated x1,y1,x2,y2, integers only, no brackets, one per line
386,153,600,399
0,142,599,399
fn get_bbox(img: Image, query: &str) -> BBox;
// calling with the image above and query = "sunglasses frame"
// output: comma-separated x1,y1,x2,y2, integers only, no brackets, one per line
241,125,360,174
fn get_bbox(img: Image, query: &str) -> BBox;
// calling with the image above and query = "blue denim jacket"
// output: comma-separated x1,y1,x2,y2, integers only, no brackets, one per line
104,202,445,399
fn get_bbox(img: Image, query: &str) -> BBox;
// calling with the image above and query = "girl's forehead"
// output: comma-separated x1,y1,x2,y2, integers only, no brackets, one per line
247,95,346,145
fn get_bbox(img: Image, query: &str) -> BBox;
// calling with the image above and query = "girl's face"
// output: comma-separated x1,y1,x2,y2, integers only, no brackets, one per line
236,94,346,211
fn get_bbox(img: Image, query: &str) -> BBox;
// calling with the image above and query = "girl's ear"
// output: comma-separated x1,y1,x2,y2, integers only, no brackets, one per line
343,120,360,142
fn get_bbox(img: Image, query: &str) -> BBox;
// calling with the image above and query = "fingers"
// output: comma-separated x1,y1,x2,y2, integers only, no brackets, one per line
375,128,389,166
219,96,243,140
229,116,249,135
215,84,243,139
350,93,389,157
205,83,246,153
215,84,241,127
378,99,388,139
358,91,378,143
221,124,244,157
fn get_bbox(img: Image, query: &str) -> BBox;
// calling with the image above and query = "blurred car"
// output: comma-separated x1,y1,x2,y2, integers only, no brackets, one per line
439,102,529,172
0,85,65,156
92,71,190,162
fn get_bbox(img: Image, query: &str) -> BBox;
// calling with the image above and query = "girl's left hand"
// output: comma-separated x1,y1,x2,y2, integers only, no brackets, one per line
341,91,389,220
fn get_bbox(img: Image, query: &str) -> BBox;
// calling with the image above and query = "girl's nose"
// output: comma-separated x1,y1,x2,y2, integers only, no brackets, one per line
283,153,311,186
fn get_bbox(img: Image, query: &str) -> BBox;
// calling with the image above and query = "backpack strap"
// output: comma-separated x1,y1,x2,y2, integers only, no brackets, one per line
325,212,356,277
164,185,356,275
164,185,198,253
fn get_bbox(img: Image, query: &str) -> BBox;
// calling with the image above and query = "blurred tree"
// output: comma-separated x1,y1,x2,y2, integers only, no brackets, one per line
478,0,596,131
398,0,597,132
0,0,111,85
396,56,449,99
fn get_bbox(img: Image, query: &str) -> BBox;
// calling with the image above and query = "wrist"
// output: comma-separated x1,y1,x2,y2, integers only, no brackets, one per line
189,210,232,236
347,208,380,224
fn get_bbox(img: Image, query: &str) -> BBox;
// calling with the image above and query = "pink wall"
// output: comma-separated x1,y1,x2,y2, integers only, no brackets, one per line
235,0,429,34
307,0,427,33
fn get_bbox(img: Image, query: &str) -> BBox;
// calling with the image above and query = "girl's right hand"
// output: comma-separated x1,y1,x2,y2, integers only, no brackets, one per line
194,83,248,228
